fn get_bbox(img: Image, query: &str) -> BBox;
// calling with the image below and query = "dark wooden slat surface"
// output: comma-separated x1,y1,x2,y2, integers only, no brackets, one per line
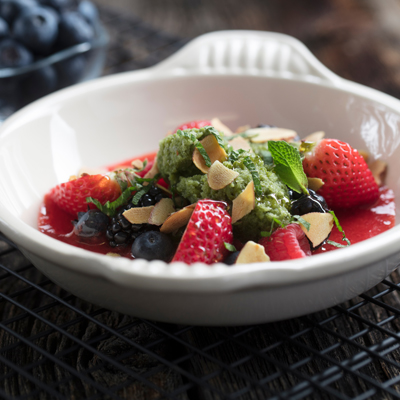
2,0,400,399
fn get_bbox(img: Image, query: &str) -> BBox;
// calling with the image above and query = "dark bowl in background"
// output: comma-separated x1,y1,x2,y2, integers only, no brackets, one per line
0,22,108,121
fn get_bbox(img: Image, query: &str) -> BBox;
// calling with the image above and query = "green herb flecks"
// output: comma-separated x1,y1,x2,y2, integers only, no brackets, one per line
86,186,137,217
228,149,246,163
268,140,309,195
260,218,285,237
329,210,351,247
291,215,311,231
243,156,262,196
204,126,227,149
176,129,213,168
326,240,348,248
224,242,237,252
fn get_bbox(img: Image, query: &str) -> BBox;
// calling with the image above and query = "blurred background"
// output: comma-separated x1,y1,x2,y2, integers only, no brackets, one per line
94,0,400,97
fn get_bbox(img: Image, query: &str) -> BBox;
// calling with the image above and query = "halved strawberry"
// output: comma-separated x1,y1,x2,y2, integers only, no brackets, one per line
259,224,311,261
175,120,211,132
50,174,121,216
172,200,233,264
303,139,379,208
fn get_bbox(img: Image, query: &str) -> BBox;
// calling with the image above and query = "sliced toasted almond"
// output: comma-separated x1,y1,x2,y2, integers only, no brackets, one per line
123,206,155,224
160,204,196,233
229,136,252,152
303,131,325,142
358,149,369,162
165,130,174,136
131,159,144,170
236,241,270,264
148,198,175,226
369,159,387,186
232,181,255,224
235,124,251,134
143,158,159,185
247,127,297,143
307,177,324,192
106,252,121,257
78,166,108,176
300,212,334,249
192,134,228,173
69,175,77,181
211,117,233,136
207,160,239,190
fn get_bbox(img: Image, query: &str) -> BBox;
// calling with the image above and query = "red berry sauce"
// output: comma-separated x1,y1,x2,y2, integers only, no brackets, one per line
38,150,396,259
315,186,395,254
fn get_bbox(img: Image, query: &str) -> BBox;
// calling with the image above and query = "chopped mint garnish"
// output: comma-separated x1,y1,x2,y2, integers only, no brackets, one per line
243,156,262,196
291,215,310,231
228,149,246,162
273,217,285,228
195,142,211,167
326,240,348,248
204,126,227,149
176,129,212,168
329,210,351,246
260,218,285,237
86,186,137,217
268,140,309,195
224,242,237,252
226,131,258,141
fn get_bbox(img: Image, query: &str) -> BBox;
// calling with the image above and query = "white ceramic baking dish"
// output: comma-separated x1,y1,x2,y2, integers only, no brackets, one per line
0,30,399,325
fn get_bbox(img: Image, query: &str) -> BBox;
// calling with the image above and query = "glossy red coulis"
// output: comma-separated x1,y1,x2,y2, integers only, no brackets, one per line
38,151,396,258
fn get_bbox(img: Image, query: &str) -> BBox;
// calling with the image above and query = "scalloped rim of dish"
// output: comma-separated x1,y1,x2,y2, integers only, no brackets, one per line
0,30,399,294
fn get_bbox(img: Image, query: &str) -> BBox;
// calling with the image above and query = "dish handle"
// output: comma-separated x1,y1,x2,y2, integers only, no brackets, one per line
152,30,341,85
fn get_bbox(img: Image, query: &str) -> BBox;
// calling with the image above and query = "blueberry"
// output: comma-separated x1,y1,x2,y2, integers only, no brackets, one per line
55,53,86,88
13,6,58,55
77,0,98,25
0,17,9,38
0,39,33,68
140,193,156,207
224,251,239,266
131,231,175,262
38,0,72,12
73,209,109,238
57,11,94,48
20,65,57,105
0,0,38,24
290,190,329,215
257,124,276,128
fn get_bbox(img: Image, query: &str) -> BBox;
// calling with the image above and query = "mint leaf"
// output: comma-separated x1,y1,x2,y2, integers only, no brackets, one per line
195,142,211,167
132,184,152,205
228,149,246,162
224,242,237,252
326,240,348,248
177,129,212,168
268,141,309,195
86,186,137,217
243,156,262,196
291,215,310,231
260,218,284,237
329,210,351,246
204,126,227,149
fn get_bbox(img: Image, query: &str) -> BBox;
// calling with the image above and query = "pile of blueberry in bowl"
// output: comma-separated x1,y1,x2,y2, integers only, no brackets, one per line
0,0,108,120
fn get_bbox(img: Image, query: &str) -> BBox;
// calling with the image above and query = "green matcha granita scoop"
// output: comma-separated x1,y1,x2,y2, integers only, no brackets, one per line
157,128,292,241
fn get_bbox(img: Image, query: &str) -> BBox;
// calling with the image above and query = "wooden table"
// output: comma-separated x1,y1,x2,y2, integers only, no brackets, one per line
2,1,400,399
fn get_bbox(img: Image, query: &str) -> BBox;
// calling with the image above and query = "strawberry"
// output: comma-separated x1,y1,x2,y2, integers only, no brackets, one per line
302,139,379,208
172,200,233,264
51,174,121,216
259,224,311,261
175,119,211,132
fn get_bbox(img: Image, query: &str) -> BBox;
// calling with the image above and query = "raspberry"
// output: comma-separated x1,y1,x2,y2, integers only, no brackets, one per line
259,224,311,261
